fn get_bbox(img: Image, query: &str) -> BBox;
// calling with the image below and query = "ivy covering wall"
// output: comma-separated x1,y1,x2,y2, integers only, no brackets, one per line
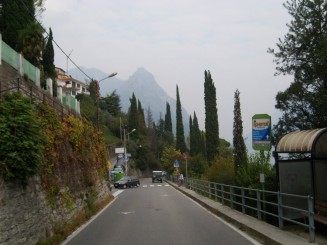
0,92,108,201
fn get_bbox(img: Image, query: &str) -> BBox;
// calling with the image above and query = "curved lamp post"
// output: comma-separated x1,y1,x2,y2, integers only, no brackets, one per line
95,72,118,127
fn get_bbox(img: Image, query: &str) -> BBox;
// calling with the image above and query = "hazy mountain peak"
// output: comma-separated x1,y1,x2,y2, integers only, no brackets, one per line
68,66,190,134
129,67,156,84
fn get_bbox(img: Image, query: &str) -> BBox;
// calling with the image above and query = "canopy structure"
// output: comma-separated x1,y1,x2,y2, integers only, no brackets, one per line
275,128,327,220
276,128,327,158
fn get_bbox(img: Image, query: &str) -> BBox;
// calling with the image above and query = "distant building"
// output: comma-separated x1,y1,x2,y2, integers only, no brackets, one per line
55,67,89,97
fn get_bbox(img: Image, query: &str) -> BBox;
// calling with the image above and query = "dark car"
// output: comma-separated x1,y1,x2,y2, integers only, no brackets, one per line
152,171,163,183
114,176,140,189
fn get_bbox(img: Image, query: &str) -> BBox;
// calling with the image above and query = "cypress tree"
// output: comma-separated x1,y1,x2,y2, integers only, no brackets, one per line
42,28,57,95
189,115,194,155
233,89,247,173
175,85,186,153
137,99,146,134
128,93,138,131
164,102,173,133
204,70,219,163
193,112,202,155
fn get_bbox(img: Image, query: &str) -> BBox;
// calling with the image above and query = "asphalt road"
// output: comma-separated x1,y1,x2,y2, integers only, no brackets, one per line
63,178,260,245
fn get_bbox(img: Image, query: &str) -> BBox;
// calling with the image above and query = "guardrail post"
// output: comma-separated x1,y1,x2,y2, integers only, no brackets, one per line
221,185,225,205
214,183,218,201
208,182,212,199
308,196,315,243
278,192,284,229
257,190,262,220
230,187,234,209
241,188,246,214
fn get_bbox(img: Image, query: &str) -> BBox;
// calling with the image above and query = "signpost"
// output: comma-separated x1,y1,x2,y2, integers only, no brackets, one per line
174,160,180,168
252,114,271,221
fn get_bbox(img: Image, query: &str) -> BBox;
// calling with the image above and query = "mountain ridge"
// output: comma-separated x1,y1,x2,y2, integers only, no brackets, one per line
69,67,190,135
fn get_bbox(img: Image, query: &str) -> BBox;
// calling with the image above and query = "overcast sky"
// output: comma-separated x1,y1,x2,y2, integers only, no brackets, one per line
42,0,293,143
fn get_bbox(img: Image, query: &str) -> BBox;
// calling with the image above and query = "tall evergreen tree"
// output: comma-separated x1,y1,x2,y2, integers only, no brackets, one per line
233,89,247,173
164,102,173,133
189,115,194,155
0,0,35,50
137,99,146,134
268,0,327,140
192,112,202,156
146,106,154,128
128,93,138,131
204,70,219,163
42,28,56,95
175,85,186,152
0,0,44,67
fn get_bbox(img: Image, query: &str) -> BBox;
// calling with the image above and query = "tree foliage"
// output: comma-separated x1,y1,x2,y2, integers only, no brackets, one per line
42,28,57,95
190,112,202,156
128,93,138,131
0,92,44,184
164,102,173,133
100,90,121,117
233,89,247,172
175,85,186,153
0,0,45,67
161,146,182,174
206,156,234,185
204,70,219,163
235,151,276,190
187,154,208,178
268,0,327,139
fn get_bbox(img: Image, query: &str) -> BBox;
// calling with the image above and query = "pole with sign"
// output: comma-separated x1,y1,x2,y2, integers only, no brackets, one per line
252,114,271,221
252,114,271,151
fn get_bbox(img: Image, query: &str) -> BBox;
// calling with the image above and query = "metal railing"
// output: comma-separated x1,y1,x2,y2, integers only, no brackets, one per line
170,176,316,243
0,78,80,119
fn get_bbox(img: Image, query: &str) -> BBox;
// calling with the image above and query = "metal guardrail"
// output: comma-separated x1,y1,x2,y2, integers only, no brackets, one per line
170,176,316,243
0,78,80,119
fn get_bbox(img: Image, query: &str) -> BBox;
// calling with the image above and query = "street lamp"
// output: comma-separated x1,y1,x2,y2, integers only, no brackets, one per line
124,128,136,175
95,72,118,127
127,128,136,141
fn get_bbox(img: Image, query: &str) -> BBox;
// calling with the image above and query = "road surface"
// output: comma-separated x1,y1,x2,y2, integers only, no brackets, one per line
64,178,260,245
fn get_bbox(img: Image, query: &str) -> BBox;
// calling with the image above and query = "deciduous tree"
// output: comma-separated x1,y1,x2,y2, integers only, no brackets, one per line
268,0,327,139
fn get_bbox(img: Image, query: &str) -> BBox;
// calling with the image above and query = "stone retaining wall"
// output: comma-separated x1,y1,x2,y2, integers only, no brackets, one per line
0,176,111,245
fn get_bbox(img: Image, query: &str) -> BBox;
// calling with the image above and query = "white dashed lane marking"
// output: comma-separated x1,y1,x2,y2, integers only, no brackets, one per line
141,184,171,188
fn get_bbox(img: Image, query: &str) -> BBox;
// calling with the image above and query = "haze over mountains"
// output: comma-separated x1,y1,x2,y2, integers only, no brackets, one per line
69,67,190,134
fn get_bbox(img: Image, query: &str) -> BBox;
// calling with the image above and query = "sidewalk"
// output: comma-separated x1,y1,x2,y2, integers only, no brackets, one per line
167,181,326,245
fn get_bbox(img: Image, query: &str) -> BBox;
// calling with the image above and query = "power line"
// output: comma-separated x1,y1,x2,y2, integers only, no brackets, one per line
18,0,93,81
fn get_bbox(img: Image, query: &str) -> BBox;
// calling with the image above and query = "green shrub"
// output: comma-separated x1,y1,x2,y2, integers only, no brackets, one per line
0,92,44,184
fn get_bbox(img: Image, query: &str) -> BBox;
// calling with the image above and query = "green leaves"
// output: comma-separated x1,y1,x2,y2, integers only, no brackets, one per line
0,92,44,184
269,0,327,137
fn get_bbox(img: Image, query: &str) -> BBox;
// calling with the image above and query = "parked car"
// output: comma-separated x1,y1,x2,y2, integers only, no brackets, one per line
114,176,140,189
114,158,125,171
152,171,164,183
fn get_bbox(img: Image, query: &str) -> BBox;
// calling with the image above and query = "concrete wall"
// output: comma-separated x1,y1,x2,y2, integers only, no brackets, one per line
0,176,111,245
